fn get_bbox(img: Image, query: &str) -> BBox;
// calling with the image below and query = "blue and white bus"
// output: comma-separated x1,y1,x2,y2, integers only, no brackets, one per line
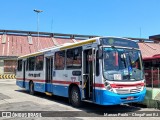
16,37,146,107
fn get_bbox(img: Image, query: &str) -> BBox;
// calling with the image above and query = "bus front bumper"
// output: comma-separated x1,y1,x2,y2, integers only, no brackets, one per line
95,88,146,105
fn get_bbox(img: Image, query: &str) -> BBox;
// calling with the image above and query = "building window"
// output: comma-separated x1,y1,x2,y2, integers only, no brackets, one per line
17,60,22,71
35,55,44,71
54,51,65,70
4,60,17,73
66,47,82,69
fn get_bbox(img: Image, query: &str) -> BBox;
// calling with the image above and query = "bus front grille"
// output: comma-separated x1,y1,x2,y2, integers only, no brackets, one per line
116,89,130,94
130,88,141,93
116,88,141,94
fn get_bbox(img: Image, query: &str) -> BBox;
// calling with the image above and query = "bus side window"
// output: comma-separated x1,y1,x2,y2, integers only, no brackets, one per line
54,51,65,70
35,55,44,71
66,47,82,69
28,57,35,71
96,50,99,76
17,60,22,71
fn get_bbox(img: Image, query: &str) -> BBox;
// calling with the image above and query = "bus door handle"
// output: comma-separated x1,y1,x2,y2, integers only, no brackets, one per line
63,74,68,77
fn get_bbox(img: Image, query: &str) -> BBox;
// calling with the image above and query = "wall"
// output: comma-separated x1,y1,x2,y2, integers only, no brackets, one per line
0,60,4,74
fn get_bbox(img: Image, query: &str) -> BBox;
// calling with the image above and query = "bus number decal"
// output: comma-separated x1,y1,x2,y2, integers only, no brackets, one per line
71,77,76,82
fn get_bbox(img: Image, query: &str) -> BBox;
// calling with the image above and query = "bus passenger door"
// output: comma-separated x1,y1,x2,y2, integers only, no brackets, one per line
45,57,53,92
82,48,96,101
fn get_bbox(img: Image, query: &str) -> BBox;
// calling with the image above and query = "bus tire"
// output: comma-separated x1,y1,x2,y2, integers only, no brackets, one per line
29,81,35,95
70,86,82,107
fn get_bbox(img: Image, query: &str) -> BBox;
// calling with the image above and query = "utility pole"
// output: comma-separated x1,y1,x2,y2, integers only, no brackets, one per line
34,9,43,49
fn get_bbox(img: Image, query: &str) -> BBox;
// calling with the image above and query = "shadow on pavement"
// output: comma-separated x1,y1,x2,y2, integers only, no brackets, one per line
15,89,141,117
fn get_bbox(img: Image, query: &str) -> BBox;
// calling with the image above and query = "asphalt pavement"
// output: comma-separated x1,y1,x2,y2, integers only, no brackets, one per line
0,79,160,120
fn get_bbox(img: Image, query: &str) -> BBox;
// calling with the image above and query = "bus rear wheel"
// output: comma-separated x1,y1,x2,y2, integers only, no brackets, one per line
70,86,82,107
29,81,35,95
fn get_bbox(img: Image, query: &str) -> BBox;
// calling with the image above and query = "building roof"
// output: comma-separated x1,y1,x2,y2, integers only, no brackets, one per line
1,29,160,60
149,34,160,42
0,30,97,57
19,38,97,59
138,42,160,59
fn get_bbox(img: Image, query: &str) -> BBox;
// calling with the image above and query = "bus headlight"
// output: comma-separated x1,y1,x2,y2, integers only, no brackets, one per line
104,82,113,92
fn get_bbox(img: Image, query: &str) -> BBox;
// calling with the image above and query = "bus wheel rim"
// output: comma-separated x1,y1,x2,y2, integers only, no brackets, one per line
72,90,78,103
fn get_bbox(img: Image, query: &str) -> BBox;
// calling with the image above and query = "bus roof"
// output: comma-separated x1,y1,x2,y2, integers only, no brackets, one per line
100,37,139,48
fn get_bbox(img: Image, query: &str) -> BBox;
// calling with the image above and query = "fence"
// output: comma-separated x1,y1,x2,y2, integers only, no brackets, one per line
145,67,160,88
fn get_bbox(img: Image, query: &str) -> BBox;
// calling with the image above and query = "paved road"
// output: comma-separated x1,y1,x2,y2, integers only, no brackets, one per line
0,79,160,120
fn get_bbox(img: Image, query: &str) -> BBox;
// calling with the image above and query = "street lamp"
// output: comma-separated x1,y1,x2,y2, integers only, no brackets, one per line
33,9,43,49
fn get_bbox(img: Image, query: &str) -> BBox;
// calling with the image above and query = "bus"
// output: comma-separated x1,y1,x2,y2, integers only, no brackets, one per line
16,37,146,107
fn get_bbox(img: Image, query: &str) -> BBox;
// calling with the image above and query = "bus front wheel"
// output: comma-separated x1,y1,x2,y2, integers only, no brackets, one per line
70,86,82,107
29,81,35,95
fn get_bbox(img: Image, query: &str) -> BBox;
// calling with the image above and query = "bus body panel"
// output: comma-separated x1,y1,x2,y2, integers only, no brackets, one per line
46,83,52,92
52,84,69,97
16,80,24,88
25,81,30,90
25,71,45,92
16,69,24,88
52,69,81,97
34,82,45,93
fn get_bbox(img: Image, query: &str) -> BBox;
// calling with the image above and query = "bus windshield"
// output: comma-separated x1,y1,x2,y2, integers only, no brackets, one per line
103,47,144,81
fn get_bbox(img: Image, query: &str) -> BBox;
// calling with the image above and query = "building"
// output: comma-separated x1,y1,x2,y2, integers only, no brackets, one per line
149,34,160,42
0,29,97,77
1,29,160,79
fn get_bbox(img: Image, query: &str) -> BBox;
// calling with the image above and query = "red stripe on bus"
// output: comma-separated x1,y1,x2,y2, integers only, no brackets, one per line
16,78,106,88
110,83,144,88
93,83,105,88
16,78,80,85
52,80,80,85
25,79,45,82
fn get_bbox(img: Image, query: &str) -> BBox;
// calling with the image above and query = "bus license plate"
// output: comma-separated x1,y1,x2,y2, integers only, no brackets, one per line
114,74,122,80
127,97,134,100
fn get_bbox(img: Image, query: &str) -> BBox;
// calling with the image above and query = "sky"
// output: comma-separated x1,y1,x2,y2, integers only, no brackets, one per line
0,0,160,38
